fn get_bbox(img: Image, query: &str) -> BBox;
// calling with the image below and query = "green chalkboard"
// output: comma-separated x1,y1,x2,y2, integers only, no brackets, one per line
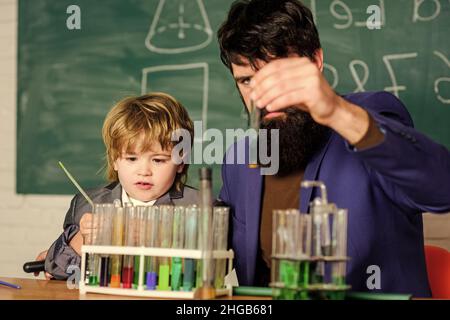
17,0,450,195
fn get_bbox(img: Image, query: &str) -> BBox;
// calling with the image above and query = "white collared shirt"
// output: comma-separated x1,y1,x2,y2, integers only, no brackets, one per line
121,188,157,207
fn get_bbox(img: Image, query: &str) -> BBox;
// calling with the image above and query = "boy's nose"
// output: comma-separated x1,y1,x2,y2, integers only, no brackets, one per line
138,162,152,176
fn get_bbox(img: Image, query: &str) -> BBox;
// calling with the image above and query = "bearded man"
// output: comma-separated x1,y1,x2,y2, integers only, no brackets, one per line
217,0,450,297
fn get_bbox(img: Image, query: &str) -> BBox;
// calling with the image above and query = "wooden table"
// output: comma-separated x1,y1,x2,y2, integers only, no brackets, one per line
0,277,269,300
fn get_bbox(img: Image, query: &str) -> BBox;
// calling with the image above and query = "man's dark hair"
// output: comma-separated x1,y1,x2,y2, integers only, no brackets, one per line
218,0,321,70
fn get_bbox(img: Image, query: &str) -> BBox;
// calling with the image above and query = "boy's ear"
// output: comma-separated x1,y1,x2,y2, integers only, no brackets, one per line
177,164,185,174
113,159,118,171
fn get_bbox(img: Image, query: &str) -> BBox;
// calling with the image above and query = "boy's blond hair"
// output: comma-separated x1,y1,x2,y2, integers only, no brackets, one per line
102,92,194,191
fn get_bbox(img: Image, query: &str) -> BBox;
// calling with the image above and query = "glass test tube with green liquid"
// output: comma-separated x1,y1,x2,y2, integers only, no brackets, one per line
276,210,298,300
87,204,101,286
294,211,312,300
171,206,185,291
158,205,173,291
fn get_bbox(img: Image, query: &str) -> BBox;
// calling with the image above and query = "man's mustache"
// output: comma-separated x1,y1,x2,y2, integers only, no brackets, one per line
260,107,307,126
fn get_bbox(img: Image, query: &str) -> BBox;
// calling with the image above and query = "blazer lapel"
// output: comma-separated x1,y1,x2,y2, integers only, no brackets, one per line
102,181,122,203
154,192,174,205
110,182,122,202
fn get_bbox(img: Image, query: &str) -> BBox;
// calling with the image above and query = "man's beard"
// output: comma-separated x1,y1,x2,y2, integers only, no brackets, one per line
260,108,331,176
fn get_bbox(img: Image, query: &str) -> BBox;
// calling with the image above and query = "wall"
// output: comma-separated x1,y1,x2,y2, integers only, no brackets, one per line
0,0,71,279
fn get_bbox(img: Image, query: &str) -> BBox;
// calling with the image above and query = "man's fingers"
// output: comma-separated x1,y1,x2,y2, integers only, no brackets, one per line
45,273,53,280
251,62,318,105
251,57,311,88
253,75,311,109
266,88,309,112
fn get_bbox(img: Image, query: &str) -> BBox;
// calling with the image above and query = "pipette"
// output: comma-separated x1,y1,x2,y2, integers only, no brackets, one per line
58,161,94,208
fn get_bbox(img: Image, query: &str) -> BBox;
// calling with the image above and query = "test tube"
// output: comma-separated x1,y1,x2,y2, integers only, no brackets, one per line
212,206,229,289
272,209,298,300
183,205,198,291
99,204,113,287
133,206,147,288
171,206,185,291
311,206,325,284
122,206,138,289
86,203,102,286
195,168,216,299
248,99,260,168
331,209,348,287
285,210,300,299
294,211,311,299
110,204,124,288
144,206,159,289
158,205,173,291
321,212,332,256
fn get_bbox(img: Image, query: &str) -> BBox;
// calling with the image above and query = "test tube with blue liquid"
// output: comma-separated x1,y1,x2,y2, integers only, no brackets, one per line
144,206,159,289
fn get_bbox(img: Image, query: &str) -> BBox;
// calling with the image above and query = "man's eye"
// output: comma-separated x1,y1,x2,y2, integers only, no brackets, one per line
237,77,252,86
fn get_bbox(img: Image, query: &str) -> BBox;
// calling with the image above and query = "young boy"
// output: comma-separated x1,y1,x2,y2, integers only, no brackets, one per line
42,92,198,280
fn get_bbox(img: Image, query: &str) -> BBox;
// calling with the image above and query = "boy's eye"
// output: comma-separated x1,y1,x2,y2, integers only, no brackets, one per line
153,158,168,164
125,156,137,162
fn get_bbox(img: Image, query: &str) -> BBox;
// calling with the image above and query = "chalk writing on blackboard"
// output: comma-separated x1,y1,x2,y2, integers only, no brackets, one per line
141,62,210,140
145,0,213,54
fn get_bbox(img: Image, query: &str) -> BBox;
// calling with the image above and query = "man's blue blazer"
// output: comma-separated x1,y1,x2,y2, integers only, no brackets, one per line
218,91,450,297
